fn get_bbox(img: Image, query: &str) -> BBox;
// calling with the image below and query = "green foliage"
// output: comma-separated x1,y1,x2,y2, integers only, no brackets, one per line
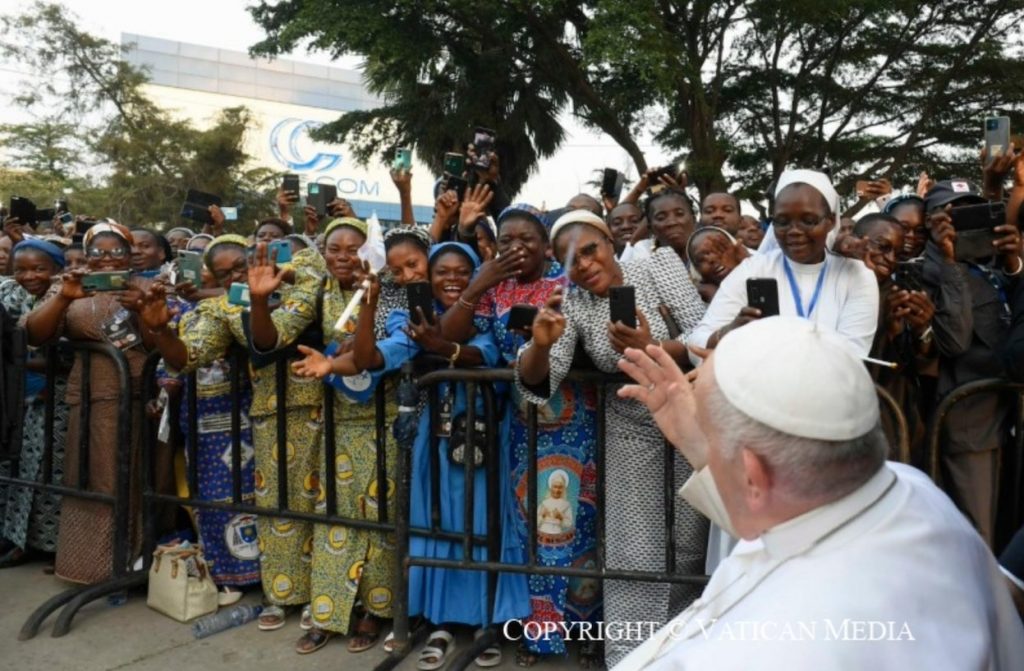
250,0,1024,204
0,2,277,231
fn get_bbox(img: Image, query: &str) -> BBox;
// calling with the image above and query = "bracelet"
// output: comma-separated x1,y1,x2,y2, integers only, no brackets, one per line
457,296,477,311
1008,256,1024,277
448,342,461,367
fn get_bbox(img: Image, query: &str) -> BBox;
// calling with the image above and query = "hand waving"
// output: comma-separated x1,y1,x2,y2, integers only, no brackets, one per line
247,242,288,300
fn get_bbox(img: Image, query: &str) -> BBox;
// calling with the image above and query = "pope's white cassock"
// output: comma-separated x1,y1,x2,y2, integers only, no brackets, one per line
613,317,1024,670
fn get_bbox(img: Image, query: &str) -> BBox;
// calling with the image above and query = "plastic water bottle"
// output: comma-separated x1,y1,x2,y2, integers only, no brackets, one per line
107,591,127,607
192,604,263,639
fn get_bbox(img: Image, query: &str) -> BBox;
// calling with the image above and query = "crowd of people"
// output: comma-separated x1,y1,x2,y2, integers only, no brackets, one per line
1,141,1024,669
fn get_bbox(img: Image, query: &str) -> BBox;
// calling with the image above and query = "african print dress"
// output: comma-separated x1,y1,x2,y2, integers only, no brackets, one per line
176,248,326,605
516,248,709,667
481,263,600,655
158,297,259,586
303,279,416,634
0,279,68,552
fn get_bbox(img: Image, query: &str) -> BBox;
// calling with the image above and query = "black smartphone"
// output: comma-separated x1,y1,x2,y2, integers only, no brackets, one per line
9,195,36,224
307,182,338,217
472,127,496,169
406,282,435,325
609,285,637,328
282,173,300,196
893,261,925,293
54,199,69,214
443,152,466,176
651,164,677,181
747,278,780,317
185,188,222,208
35,207,55,223
445,175,468,201
180,202,213,225
950,201,1006,262
507,304,539,331
75,218,97,235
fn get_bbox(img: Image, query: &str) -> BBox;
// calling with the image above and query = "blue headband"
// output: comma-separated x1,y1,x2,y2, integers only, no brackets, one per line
428,241,481,270
13,238,66,269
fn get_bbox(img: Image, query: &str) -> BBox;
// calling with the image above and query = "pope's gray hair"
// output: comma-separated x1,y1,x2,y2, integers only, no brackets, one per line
704,378,887,502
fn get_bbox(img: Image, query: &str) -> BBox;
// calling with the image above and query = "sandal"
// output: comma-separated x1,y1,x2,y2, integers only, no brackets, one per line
299,604,313,631
383,631,398,654
515,643,540,668
347,613,383,653
295,627,333,654
417,629,455,671
579,639,602,669
218,586,243,607
258,605,287,631
474,629,502,668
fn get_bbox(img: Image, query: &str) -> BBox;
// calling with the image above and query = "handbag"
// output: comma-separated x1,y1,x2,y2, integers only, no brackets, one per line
447,413,489,467
146,541,219,622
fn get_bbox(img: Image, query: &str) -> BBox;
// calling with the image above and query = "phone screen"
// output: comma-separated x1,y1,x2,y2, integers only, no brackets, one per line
985,117,1011,162
609,286,637,328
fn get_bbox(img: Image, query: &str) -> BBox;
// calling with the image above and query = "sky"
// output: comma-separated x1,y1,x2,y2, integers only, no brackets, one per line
0,0,675,208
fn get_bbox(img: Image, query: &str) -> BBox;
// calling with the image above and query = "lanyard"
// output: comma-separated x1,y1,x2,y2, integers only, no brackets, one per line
782,257,827,319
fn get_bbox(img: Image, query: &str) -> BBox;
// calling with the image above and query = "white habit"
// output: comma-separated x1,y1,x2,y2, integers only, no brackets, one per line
612,462,1024,670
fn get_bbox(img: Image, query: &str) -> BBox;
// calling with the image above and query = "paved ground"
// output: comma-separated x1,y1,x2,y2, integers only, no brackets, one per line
2,560,589,671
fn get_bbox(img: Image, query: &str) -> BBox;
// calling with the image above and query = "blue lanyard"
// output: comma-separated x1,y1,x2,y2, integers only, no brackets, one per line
782,257,827,319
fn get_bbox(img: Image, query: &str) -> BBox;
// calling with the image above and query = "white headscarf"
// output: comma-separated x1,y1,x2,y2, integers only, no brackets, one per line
758,169,842,255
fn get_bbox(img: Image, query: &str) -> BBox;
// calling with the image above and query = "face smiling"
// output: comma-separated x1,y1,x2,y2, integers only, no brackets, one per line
324,226,366,289
772,184,831,265
430,250,473,309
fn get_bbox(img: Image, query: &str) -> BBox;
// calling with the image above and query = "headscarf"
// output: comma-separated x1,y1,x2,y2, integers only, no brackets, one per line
83,222,133,249
476,216,498,242
202,234,251,269
285,233,316,251
383,226,431,253
12,238,66,269
548,469,569,488
882,193,925,215
166,226,195,239
428,241,481,271
550,209,613,249
185,233,214,251
686,226,738,283
323,217,368,240
759,168,841,255
498,203,546,233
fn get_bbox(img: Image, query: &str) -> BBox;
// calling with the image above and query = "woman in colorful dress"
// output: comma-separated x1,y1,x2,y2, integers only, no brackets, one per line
134,234,326,629
440,204,601,667
0,239,69,567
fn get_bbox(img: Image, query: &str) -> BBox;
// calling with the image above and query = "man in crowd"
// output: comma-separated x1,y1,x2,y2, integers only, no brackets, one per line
614,317,1023,669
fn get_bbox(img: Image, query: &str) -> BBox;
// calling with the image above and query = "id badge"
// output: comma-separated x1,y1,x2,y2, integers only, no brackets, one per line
100,308,142,351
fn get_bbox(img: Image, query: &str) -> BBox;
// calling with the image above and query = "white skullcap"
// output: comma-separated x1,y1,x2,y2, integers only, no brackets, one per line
550,209,612,247
714,316,879,440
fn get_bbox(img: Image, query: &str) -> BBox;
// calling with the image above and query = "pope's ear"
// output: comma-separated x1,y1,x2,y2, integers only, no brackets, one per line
740,448,772,511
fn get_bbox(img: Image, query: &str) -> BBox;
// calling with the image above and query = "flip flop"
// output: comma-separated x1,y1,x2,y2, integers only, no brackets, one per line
474,629,502,668
383,631,398,654
295,627,333,655
258,605,287,631
417,630,455,671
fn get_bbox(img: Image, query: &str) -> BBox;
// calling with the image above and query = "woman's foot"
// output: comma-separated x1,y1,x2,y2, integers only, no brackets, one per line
474,628,502,668
347,613,384,653
417,630,455,671
257,605,288,631
295,627,333,654
299,604,313,631
515,643,540,668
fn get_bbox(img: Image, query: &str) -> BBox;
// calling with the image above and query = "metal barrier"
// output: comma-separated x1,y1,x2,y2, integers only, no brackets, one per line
5,341,139,640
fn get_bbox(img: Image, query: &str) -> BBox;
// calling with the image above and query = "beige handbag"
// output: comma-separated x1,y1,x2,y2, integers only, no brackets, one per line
146,541,218,622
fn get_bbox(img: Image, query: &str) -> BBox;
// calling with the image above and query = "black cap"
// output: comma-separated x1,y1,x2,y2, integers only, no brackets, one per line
924,179,986,212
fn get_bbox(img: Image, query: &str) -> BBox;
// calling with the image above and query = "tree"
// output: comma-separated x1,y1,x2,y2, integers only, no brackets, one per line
0,2,277,229
249,0,1024,204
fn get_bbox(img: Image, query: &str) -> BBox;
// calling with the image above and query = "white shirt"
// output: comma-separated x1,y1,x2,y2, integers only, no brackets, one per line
612,463,1024,671
619,239,654,263
688,249,879,358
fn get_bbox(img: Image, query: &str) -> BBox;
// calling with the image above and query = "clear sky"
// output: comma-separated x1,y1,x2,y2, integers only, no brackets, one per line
0,0,674,208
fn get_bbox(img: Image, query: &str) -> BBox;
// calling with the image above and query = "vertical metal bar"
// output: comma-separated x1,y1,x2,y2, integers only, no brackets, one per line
462,381,477,560
375,381,388,523
140,353,161,571
110,345,133,577
483,383,499,619
390,362,415,648
527,402,538,566
230,349,243,505
41,345,57,485
78,351,91,490
429,383,441,532
275,359,289,512
186,372,199,500
324,386,338,516
663,441,677,572
595,383,607,571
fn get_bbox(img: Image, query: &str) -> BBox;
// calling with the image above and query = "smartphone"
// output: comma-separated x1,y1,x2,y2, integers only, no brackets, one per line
950,200,1006,261
444,175,468,201
228,282,251,307
651,164,677,181
406,282,434,325
184,188,221,208
747,278,780,317
220,206,238,221
35,207,55,223
59,211,74,227
75,218,96,235
507,304,539,332
984,116,1011,163
177,250,204,285
9,195,36,224
893,261,925,293
444,152,466,176
180,202,213,224
82,270,131,292
307,182,338,218
282,173,300,196
601,168,625,200
472,127,496,169
268,239,293,264
54,199,69,214
609,285,637,328
393,147,412,172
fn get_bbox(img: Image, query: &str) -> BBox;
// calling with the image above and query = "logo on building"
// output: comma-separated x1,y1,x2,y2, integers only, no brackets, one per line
269,118,343,172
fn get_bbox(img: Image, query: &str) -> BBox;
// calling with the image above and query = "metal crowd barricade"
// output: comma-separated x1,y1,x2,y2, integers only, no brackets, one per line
11,339,140,640
925,378,1024,553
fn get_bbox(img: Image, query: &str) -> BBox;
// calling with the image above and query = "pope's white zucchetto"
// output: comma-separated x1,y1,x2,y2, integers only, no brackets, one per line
713,316,879,441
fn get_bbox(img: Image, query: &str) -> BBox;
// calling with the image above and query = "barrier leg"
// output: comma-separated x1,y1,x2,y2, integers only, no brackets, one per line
18,586,85,640
51,572,148,637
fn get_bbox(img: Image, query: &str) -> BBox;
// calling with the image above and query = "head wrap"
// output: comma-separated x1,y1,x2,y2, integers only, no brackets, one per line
758,168,841,255
686,226,739,283
165,226,195,238
548,469,569,488
203,234,251,269
428,241,481,271
185,233,214,252
882,193,925,215
715,316,878,440
324,217,368,241
384,226,431,253
12,238,66,269
498,203,546,232
285,233,316,251
83,223,133,249
476,216,498,242
550,209,613,250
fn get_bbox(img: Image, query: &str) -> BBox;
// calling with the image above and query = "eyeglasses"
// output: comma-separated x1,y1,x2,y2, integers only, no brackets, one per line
867,238,897,256
86,247,129,259
772,214,830,231
212,259,248,282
